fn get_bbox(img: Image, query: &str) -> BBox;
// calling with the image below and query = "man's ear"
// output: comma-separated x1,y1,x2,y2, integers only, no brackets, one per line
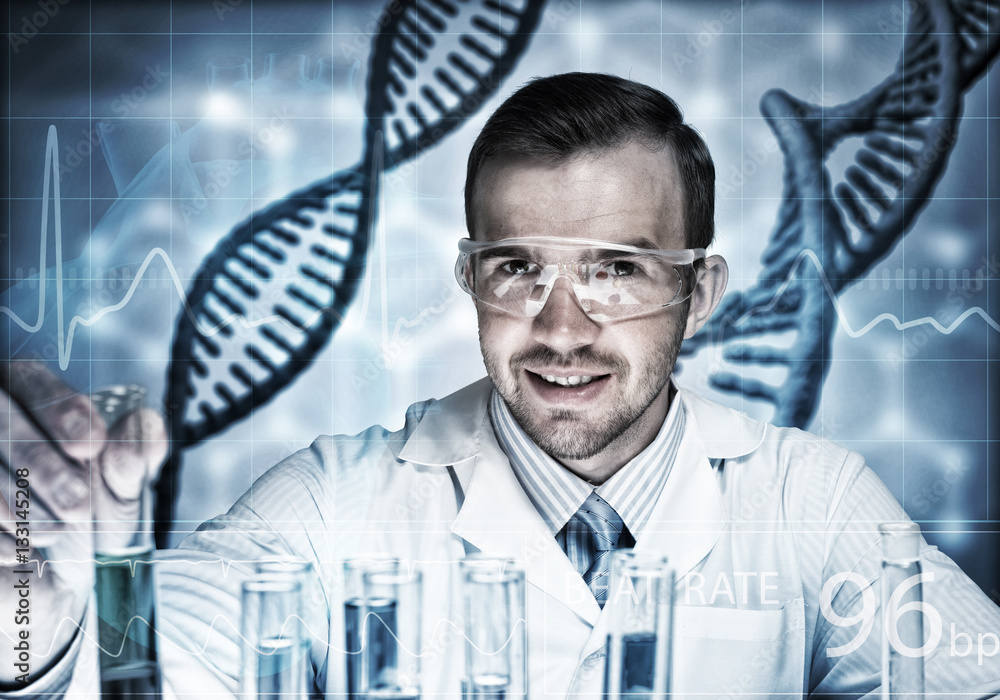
684,255,728,339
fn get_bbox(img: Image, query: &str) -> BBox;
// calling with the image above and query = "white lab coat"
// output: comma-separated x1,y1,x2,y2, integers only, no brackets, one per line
33,377,998,698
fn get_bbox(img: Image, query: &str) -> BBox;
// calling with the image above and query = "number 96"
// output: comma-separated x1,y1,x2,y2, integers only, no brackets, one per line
819,571,942,658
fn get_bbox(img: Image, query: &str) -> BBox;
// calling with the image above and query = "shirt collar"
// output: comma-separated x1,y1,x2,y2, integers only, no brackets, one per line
489,382,686,539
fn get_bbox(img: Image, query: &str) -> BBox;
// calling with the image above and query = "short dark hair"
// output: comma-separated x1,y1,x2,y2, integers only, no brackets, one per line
465,72,715,249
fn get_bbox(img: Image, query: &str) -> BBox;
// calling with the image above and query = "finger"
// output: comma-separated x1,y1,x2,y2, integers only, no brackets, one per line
140,409,170,479
93,408,168,552
1,361,107,463
99,408,168,503
0,391,94,532
0,471,85,548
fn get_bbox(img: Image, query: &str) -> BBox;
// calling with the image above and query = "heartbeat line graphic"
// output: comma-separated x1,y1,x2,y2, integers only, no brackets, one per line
0,127,317,370
703,248,1000,356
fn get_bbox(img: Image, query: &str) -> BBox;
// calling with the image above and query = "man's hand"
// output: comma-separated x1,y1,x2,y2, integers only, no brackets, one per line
0,361,166,686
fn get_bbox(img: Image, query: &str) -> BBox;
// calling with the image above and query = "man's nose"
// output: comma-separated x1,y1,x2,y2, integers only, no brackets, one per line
531,277,601,352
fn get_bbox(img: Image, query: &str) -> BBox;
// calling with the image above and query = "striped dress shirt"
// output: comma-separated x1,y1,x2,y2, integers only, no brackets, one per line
488,384,686,556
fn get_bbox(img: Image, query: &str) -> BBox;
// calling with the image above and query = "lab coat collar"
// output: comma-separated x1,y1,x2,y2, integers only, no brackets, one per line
396,377,494,466
419,380,602,623
681,387,767,459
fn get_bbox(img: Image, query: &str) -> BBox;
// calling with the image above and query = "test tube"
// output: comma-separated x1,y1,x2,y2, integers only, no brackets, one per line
344,557,401,699
362,565,423,700
241,576,307,699
91,385,160,699
880,522,925,700
255,560,315,679
603,550,673,699
461,554,527,699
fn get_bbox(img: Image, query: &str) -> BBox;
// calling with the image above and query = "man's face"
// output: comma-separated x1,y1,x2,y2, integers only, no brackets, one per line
471,142,701,482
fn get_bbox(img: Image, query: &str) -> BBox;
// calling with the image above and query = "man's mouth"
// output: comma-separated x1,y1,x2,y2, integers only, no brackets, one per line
524,369,612,392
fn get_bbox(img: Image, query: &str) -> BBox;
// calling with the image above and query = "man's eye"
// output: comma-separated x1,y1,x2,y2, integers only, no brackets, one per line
608,260,637,276
500,259,536,275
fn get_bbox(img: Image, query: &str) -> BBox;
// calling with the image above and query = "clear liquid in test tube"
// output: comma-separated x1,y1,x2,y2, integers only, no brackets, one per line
256,560,315,687
344,557,401,699
241,576,308,699
91,385,160,699
880,522,926,700
603,550,673,699
461,554,527,700
363,565,423,700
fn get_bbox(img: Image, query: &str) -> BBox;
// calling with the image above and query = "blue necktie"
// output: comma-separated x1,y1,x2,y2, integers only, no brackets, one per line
564,491,635,606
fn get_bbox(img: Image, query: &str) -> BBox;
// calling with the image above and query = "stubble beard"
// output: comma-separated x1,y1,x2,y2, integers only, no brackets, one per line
481,323,686,461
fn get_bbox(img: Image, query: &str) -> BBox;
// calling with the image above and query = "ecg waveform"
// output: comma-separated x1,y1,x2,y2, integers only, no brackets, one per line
3,126,997,373
1,127,313,370
704,248,1000,356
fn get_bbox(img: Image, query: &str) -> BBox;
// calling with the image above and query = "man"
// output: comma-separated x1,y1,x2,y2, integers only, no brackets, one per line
4,73,1000,697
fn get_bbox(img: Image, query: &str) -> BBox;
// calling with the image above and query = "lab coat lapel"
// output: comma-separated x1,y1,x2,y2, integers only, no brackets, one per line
629,386,764,580
635,423,728,578
396,377,600,625
450,424,601,626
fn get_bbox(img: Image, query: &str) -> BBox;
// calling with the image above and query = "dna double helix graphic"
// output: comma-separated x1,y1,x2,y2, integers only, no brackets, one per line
680,0,999,428
157,0,546,543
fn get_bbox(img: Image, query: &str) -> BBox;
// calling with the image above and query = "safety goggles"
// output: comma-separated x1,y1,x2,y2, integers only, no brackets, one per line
455,236,706,322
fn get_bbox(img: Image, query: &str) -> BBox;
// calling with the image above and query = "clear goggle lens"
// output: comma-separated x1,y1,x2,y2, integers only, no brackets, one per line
455,237,705,322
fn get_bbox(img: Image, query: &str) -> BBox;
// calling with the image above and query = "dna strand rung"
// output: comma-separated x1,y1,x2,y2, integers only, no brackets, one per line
168,170,371,445
366,0,542,165
682,0,999,428
953,0,999,77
